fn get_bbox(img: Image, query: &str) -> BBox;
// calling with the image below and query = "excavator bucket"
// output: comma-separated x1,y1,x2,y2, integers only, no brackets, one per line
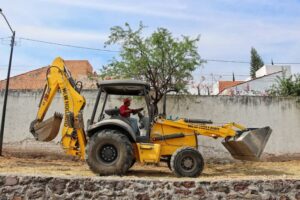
31,113,63,141
222,127,272,161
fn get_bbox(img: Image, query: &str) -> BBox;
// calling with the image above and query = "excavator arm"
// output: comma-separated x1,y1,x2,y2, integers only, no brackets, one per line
154,118,272,161
30,57,86,159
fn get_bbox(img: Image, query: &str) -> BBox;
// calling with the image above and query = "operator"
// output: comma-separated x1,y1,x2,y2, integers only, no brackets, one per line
119,98,143,134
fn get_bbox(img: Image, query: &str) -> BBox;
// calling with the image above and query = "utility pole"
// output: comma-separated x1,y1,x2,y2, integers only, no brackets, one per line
0,8,15,156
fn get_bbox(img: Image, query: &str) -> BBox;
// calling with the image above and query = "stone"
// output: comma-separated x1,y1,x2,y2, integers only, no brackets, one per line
0,177,4,186
0,195,8,200
182,181,195,189
69,191,82,199
1,187,15,194
48,179,67,195
27,188,45,199
264,181,274,191
12,196,23,200
18,177,32,185
251,190,259,195
175,189,191,195
83,181,98,192
273,180,292,193
134,183,148,193
233,182,249,191
227,194,243,199
104,181,117,189
194,187,206,196
279,195,290,200
244,193,261,200
136,193,150,200
151,190,165,199
4,177,18,186
210,185,230,194
97,188,114,196
295,193,300,200
92,195,110,200
34,177,52,184
115,181,125,190
83,192,93,199
67,180,81,193
173,182,181,187
266,196,277,200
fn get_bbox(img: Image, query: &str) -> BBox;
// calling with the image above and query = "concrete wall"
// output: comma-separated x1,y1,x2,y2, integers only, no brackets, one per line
0,175,299,199
0,90,300,158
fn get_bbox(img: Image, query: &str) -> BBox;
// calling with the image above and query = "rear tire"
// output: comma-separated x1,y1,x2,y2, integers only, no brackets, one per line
85,129,134,175
170,147,204,177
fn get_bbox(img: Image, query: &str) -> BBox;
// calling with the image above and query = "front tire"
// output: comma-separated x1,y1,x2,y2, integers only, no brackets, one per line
85,129,134,175
170,147,204,177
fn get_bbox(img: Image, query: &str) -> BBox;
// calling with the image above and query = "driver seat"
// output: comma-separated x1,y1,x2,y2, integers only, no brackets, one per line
104,108,139,133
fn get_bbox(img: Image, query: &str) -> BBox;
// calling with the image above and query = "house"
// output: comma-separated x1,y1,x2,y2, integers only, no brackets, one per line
212,80,244,95
219,65,291,96
0,60,98,90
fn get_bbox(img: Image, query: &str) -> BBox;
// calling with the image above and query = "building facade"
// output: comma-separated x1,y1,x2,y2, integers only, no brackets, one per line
0,60,98,90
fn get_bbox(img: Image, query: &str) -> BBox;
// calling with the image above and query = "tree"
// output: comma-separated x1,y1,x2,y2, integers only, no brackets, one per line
250,47,264,79
268,74,300,96
102,22,204,114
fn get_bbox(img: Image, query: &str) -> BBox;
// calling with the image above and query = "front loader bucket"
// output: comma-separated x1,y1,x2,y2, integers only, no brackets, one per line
222,126,272,161
31,113,63,141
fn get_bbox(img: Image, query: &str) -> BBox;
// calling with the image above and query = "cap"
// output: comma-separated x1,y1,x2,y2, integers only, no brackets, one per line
123,98,131,103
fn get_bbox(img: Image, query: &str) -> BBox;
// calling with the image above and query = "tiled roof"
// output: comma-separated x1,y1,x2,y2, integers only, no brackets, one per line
0,60,94,90
218,81,244,93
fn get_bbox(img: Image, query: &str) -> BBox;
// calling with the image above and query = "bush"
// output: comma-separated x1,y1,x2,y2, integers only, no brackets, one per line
268,74,300,96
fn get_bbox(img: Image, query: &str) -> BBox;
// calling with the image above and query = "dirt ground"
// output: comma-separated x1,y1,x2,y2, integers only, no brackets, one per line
0,153,299,181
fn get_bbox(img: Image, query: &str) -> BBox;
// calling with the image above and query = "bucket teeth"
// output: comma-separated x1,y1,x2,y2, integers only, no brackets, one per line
54,112,63,119
31,113,63,141
222,126,272,161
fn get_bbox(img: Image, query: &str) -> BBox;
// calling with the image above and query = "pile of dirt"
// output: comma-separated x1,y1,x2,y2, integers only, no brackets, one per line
1,153,299,180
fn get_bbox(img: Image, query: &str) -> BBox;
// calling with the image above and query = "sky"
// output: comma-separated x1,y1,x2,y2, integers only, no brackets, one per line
0,0,300,81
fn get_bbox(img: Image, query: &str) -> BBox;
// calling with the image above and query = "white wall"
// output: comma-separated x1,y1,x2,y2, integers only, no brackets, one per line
256,65,291,78
220,71,283,96
1,90,300,158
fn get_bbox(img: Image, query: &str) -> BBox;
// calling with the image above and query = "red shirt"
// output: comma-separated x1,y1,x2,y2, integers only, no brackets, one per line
119,105,131,118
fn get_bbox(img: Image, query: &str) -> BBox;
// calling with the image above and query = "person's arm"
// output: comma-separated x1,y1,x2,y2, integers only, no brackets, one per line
132,107,144,114
120,106,133,115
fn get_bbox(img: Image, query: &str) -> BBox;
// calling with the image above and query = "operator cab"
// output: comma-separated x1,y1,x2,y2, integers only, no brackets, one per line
87,80,153,142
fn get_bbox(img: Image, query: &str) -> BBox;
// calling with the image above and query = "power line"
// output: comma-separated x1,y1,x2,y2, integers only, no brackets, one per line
19,37,120,53
2,36,300,65
204,59,249,64
0,37,10,39
204,59,300,65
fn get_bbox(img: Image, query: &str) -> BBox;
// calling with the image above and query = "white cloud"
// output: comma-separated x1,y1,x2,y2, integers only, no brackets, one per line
41,0,205,21
1,0,300,79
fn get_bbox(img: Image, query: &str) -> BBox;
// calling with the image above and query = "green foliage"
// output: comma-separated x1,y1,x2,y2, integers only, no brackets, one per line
268,74,300,96
250,47,264,79
102,22,203,111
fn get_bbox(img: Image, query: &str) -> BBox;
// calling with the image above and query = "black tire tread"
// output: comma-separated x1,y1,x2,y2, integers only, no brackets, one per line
170,147,204,177
85,129,134,175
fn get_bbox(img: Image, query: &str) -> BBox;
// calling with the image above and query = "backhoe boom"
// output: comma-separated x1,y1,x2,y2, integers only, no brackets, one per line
30,57,86,159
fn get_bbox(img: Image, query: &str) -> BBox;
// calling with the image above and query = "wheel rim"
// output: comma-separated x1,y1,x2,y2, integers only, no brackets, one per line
98,144,118,164
180,156,196,171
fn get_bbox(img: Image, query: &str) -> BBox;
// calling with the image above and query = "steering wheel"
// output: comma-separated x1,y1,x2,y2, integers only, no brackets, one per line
137,110,144,120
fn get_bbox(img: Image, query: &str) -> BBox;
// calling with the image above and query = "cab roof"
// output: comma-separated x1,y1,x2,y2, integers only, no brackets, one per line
97,79,150,96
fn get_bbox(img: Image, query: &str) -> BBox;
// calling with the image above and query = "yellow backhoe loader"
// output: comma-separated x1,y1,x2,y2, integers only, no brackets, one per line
30,57,272,177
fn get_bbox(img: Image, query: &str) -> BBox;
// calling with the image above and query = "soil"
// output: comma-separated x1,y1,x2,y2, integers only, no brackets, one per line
0,152,299,181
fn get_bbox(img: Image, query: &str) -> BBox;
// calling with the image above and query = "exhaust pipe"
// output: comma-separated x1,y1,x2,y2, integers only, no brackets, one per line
30,113,63,141
222,126,272,161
